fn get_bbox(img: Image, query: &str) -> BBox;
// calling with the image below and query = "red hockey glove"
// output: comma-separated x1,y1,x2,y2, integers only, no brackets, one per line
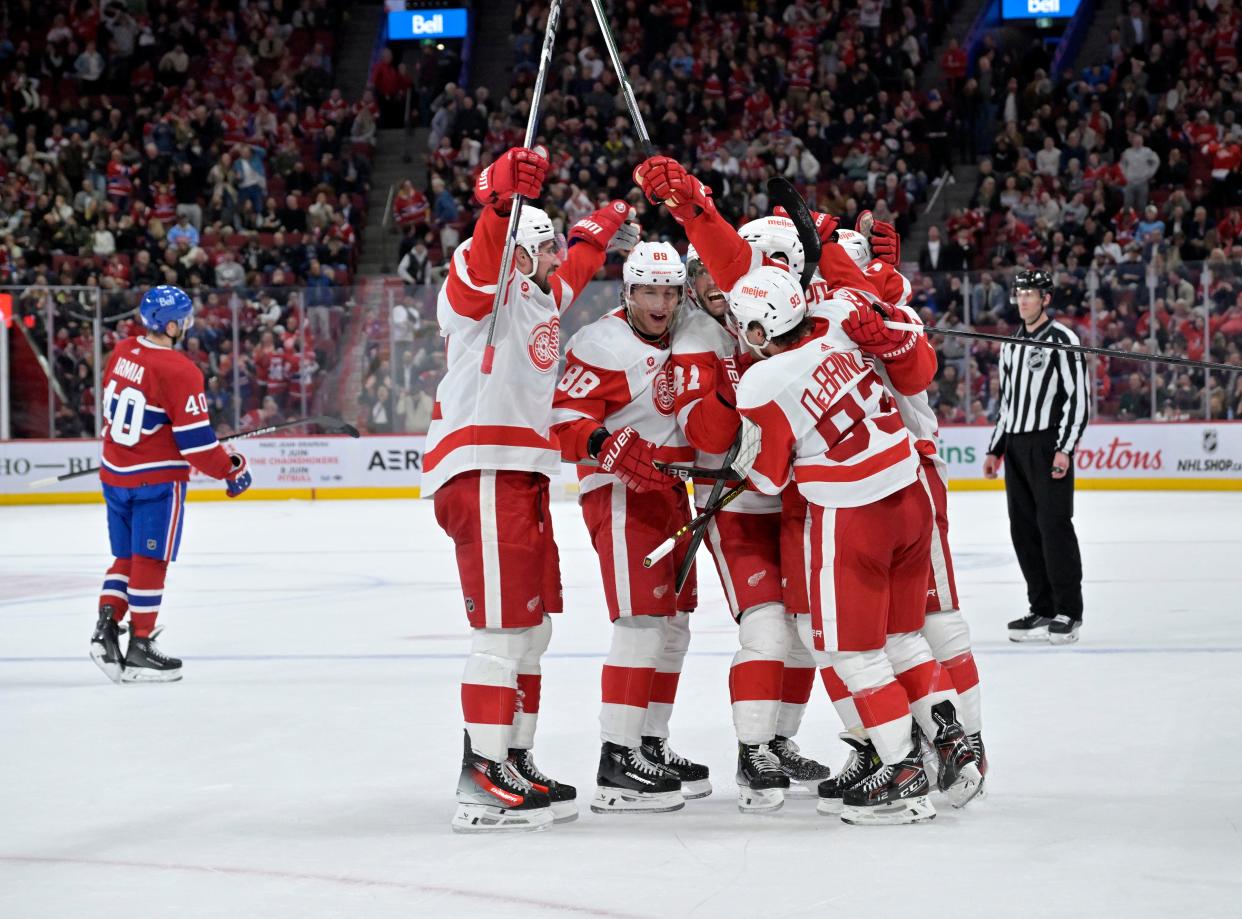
474,145,550,209
596,426,676,492
224,452,252,498
568,199,635,252
870,218,901,266
633,155,713,224
841,302,917,360
774,205,839,245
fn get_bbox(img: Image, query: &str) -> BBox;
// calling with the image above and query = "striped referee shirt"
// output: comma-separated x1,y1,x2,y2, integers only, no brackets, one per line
987,317,1090,456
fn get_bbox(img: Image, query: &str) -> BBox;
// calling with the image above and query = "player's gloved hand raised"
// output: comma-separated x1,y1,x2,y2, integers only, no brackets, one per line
474,145,550,209
224,452,252,498
569,200,637,252
594,426,676,493
841,302,917,361
633,156,713,224
774,205,839,245
868,216,900,266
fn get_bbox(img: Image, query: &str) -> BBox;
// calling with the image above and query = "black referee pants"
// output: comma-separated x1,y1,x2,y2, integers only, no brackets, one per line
1003,430,1084,621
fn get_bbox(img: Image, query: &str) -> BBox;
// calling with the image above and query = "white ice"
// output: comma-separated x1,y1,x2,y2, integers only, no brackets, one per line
3,490,1242,919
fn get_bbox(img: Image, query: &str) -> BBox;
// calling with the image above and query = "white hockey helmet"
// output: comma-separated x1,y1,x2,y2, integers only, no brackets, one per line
739,215,806,279
514,205,562,274
728,265,807,358
624,240,686,290
834,228,871,268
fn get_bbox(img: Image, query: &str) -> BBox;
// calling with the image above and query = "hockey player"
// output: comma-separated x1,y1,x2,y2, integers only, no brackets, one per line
727,264,977,825
423,145,637,833
670,245,832,812
551,241,711,815
90,285,252,685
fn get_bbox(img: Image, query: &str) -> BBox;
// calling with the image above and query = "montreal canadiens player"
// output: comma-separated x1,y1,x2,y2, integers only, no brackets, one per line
551,241,712,815
89,285,252,684
422,145,637,833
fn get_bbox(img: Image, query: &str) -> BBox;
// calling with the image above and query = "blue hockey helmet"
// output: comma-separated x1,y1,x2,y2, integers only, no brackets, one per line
139,285,194,333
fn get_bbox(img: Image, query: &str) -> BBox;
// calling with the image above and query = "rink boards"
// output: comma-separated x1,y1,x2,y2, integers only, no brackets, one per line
1,422,1240,504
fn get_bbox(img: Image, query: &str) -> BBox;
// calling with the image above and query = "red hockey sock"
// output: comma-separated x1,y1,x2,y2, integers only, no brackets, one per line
127,556,168,638
99,557,132,622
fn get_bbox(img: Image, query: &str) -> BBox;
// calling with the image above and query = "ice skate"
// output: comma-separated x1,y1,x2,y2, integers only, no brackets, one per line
770,735,831,796
508,748,578,824
641,736,711,799
840,747,935,826
929,701,983,808
592,742,685,814
969,731,988,796
453,734,553,833
817,733,881,815
735,742,789,813
120,629,182,683
1048,615,1081,645
89,606,125,684
1008,613,1052,642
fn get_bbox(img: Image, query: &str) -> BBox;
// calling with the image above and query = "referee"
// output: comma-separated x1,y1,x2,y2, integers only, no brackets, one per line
982,269,1089,645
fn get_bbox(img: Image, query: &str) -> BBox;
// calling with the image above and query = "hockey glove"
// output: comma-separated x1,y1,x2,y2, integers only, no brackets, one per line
869,218,901,266
841,303,918,361
595,426,676,493
474,145,550,209
774,205,839,245
633,156,713,224
568,200,636,252
225,452,252,498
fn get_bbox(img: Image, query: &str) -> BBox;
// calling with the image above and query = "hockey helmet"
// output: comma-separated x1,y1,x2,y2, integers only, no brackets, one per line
139,285,194,334
728,265,807,358
834,229,872,268
739,215,806,279
514,205,564,274
1011,268,1053,304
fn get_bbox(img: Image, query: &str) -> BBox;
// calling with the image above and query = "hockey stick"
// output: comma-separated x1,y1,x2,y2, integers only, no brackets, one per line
766,176,821,290
479,0,562,375
644,479,749,568
586,0,655,158
884,322,1242,375
673,436,741,592
27,414,360,488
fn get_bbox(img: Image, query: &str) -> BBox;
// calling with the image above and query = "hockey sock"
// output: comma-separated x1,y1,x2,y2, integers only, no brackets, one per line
831,648,913,766
462,626,534,763
511,616,552,750
820,666,865,734
885,631,958,740
729,603,788,744
601,617,665,748
923,610,982,734
642,611,691,740
127,556,168,637
99,557,132,622
774,616,814,738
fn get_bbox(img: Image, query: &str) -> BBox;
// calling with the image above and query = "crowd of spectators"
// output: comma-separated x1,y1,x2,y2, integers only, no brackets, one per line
1,0,375,436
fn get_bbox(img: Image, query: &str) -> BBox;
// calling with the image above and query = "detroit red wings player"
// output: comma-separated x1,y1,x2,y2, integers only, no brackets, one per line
728,264,981,825
551,241,711,815
425,145,636,833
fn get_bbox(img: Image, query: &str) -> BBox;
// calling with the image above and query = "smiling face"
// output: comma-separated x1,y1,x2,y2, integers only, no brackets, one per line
627,284,682,337
690,264,727,319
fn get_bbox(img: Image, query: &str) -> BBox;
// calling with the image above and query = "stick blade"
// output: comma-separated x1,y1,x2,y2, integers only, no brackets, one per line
766,176,821,289
27,475,63,489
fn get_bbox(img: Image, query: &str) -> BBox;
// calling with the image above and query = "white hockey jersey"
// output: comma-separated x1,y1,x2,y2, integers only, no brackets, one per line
551,309,694,494
735,318,918,508
421,209,604,495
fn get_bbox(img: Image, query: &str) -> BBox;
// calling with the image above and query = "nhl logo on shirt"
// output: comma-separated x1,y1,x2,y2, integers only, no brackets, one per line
147,539,157,550
1027,349,1047,371
651,364,676,415
526,318,560,372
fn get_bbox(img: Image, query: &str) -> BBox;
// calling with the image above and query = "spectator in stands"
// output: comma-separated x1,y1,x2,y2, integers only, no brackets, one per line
1119,132,1160,212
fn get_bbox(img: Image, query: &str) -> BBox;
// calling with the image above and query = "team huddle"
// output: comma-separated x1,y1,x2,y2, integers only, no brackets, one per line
426,145,993,831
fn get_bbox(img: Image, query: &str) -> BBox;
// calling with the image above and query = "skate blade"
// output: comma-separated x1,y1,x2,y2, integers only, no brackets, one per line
816,797,843,816
1048,631,1080,645
737,786,785,814
88,647,123,684
589,787,685,814
1008,628,1049,643
785,779,826,798
550,800,579,823
680,778,713,800
451,802,554,833
119,667,183,683
841,795,936,826
947,763,984,808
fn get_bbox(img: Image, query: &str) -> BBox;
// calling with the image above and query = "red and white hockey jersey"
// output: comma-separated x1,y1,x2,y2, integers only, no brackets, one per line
421,206,605,495
735,318,919,508
99,336,235,487
551,309,695,493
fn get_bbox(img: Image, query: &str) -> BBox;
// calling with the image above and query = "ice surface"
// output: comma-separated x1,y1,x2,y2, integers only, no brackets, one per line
3,491,1242,918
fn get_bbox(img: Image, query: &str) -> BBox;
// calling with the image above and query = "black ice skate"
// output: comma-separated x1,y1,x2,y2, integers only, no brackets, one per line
453,733,552,833
120,630,182,683
507,748,578,824
1048,615,1081,645
770,735,832,796
89,606,125,683
817,733,881,815
641,736,711,799
929,700,983,808
735,742,790,813
840,746,935,826
591,742,685,814
1008,613,1052,642
969,732,988,795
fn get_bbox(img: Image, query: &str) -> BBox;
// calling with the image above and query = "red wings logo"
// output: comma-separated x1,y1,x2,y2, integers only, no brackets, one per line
527,318,560,372
651,363,676,415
